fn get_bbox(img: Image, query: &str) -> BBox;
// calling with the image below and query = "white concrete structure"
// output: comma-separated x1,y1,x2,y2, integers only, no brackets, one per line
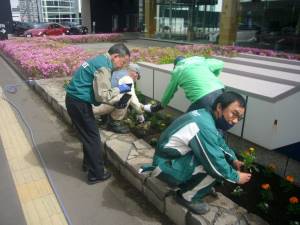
137,54,300,150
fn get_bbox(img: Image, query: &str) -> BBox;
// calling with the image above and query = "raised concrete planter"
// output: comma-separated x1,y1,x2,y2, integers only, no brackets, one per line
137,56,300,151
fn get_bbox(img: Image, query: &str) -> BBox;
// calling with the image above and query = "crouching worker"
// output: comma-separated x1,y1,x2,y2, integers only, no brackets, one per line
65,43,131,184
94,63,162,133
150,91,251,214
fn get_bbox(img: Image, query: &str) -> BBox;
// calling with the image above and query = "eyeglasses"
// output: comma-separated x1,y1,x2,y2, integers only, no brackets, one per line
231,110,244,121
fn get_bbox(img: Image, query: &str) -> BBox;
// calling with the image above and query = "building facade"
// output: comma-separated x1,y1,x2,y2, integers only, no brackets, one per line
1,0,13,32
19,0,40,22
16,0,79,23
82,0,300,53
41,0,79,23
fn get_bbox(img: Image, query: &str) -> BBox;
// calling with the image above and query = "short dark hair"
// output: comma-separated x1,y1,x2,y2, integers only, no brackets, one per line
174,56,185,66
212,91,246,110
108,43,130,57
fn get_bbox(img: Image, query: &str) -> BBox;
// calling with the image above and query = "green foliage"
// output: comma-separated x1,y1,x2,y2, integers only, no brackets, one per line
287,203,300,215
260,189,274,202
257,202,270,214
231,185,246,197
280,178,295,193
149,137,158,147
289,221,300,225
241,147,258,173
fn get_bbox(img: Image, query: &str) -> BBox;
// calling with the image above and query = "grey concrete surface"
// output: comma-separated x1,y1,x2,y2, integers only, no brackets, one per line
0,57,174,225
0,140,27,225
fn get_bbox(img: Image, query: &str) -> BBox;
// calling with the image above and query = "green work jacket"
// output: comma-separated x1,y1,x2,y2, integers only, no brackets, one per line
161,56,225,107
153,108,239,185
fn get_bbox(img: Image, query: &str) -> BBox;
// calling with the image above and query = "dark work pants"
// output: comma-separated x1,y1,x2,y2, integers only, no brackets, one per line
187,89,224,112
65,95,104,177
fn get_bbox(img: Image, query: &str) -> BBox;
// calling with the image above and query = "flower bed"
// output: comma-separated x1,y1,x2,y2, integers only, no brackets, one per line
130,44,300,64
48,33,122,43
1,37,300,79
218,162,300,225
129,45,238,64
0,38,99,79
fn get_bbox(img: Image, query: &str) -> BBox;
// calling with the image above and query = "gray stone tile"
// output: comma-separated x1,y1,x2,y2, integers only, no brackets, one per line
243,213,269,225
106,138,133,163
145,176,176,200
186,205,219,225
165,195,188,225
120,164,143,192
143,185,165,213
206,193,238,210
214,211,238,225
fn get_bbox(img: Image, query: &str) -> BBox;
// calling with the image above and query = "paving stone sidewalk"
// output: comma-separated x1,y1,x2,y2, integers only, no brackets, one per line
30,77,268,225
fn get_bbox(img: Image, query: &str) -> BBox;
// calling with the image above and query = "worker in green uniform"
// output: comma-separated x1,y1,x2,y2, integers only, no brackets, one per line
161,56,225,112
151,91,251,214
65,43,131,184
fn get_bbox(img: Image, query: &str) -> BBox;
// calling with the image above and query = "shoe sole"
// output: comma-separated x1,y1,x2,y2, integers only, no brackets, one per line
87,174,112,185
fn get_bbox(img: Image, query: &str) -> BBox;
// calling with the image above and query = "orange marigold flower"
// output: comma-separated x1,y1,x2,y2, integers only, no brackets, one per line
289,196,299,204
261,183,270,190
286,175,295,183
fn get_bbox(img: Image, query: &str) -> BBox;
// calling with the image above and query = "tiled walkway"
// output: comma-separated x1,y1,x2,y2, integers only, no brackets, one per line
0,90,68,225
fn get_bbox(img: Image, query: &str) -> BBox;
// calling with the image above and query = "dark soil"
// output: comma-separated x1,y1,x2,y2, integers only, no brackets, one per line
215,166,300,225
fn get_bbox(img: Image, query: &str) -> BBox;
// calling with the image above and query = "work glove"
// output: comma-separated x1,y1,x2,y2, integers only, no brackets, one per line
118,83,131,93
144,103,163,113
114,94,131,109
143,104,152,113
150,103,163,112
136,114,145,124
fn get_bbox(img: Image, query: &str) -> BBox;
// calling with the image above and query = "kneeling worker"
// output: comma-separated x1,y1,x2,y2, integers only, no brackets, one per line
150,91,251,214
94,63,162,133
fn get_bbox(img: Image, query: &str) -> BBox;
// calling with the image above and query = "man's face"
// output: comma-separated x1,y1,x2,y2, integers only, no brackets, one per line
217,101,245,126
111,54,130,69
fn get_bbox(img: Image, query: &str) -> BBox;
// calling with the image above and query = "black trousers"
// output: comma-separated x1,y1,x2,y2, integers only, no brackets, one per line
65,95,104,177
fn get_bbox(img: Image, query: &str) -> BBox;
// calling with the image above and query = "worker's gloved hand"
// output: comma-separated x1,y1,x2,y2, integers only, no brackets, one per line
150,103,163,112
136,114,145,124
144,103,163,113
143,104,152,113
118,83,131,93
114,94,131,109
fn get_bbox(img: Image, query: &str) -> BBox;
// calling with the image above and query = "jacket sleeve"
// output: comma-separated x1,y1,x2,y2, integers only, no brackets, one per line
161,71,179,107
205,58,224,77
93,67,121,103
188,127,239,183
119,76,144,114
218,136,238,163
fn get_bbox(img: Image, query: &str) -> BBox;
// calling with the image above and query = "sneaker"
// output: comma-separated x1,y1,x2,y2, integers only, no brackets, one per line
209,187,218,197
107,119,130,134
87,170,112,185
175,193,210,215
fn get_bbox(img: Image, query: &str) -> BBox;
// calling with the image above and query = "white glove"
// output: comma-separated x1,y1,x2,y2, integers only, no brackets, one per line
136,114,145,123
143,104,152,113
